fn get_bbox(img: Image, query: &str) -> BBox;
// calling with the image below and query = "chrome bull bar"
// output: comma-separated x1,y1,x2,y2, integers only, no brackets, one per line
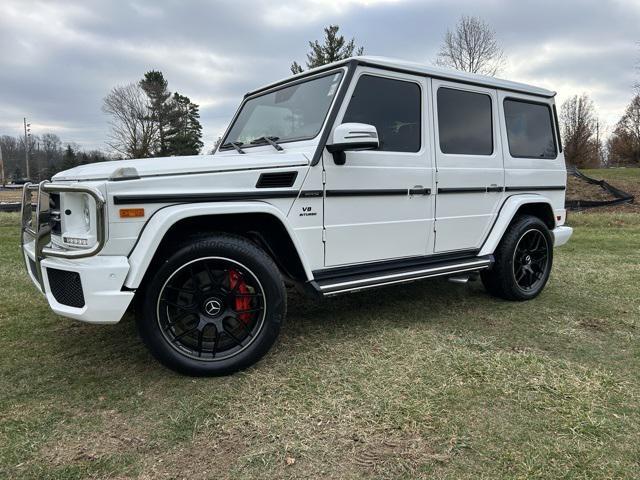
20,181,107,289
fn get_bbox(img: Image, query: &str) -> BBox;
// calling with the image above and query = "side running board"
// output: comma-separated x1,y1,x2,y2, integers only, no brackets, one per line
311,255,493,296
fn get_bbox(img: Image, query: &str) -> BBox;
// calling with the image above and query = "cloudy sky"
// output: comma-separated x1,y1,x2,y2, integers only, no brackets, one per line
1,0,638,152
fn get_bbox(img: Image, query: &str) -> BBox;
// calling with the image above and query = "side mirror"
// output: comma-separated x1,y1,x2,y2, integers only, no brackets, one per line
326,123,379,165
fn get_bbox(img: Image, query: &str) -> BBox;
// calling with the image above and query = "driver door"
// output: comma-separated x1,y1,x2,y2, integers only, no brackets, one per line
322,69,434,267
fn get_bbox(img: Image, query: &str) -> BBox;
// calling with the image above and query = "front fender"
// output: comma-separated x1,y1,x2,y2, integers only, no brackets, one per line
478,194,555,256
123,202,312,289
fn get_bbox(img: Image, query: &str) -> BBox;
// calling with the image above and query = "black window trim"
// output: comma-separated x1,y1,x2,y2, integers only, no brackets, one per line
219,68,347,152
340,72,423,154
503,96,558,160
436,85,495,156
552,103,563,153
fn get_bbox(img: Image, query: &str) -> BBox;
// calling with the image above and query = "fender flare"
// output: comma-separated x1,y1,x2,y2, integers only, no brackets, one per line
123,202,313,289
478,194,555,256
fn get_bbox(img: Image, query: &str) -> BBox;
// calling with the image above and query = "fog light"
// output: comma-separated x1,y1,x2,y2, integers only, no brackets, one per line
63,236,89,246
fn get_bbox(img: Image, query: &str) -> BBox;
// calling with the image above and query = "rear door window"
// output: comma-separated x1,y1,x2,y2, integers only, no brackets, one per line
437,87,493,155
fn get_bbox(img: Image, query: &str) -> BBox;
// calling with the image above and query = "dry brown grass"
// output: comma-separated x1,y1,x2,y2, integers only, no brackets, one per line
0,188,22,203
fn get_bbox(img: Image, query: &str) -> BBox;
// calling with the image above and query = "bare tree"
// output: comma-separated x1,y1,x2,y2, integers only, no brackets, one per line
560,94,602,168
436,15,505,76
635,42,640,93
608,94,640,166
102,83,157,158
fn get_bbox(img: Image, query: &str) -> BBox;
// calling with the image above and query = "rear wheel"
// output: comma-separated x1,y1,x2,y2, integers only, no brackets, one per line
136,234,286,376
481,215,553,301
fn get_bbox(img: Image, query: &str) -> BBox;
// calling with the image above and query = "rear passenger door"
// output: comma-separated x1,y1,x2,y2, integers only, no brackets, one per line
431,81,504,252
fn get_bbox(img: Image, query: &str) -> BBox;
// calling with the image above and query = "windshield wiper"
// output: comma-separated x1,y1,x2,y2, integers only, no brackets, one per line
249,136,284,151
220,141,246,154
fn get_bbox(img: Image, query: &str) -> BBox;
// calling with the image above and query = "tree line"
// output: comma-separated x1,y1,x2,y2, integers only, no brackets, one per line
0,133,110,183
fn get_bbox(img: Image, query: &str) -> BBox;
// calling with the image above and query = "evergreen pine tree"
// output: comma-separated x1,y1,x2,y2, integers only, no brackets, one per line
290,25,364,74
140,71,173,156
61,145,78,170
167,93,204,156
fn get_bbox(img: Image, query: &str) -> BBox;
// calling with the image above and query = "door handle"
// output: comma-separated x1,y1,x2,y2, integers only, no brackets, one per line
486,185,505,193
409,186,431,196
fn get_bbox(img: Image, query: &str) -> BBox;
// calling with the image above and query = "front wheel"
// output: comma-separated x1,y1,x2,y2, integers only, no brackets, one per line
481,215,553,301
136,234,286,376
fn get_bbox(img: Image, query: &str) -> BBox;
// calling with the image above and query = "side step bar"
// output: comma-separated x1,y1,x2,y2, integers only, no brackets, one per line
312,255,493,296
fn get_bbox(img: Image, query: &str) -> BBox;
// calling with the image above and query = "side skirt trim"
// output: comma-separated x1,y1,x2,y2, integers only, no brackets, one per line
315,256,493,295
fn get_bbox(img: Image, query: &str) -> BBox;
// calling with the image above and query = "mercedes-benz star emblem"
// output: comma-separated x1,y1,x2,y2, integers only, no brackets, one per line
204,299,222,316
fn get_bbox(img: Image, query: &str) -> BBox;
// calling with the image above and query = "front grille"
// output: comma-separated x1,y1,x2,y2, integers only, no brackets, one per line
47,268,85,308
28,257,38,279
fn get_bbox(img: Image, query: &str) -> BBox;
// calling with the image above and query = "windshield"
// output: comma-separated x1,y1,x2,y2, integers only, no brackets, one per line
222,71,344,149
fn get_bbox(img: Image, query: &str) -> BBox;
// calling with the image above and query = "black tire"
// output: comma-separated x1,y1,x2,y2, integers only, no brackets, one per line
481,215,553,301
136,234,286,376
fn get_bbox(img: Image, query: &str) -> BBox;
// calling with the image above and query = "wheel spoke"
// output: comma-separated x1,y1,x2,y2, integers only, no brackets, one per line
223,323,246,346
211,328,221,357
173,327,198,342
164,311,195,330
233,318,254,338
164,284,196,295
197,324,208,357
161,298,198,313
203,262,227,288
189,265,202,293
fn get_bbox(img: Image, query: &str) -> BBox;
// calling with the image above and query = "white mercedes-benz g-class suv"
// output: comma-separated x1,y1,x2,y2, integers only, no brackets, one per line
20,56,573,376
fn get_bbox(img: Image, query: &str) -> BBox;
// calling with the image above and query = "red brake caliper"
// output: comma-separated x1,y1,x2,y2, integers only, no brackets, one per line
229,269,251,324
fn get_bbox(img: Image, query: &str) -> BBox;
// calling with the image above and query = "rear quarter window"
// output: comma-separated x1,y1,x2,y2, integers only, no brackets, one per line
503,99,557,159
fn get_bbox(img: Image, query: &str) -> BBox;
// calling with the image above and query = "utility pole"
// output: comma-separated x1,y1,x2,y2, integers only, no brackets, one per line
24,117,31,179
595,119,601,167
0,143,5,186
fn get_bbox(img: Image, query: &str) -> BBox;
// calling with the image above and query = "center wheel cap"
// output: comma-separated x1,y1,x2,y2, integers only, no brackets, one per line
203,298,224,317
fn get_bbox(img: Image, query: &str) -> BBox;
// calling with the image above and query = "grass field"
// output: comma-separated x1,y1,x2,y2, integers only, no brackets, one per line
1,171,639,479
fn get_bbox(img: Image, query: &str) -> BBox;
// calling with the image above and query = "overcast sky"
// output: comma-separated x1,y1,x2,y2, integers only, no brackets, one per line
1,0,638,152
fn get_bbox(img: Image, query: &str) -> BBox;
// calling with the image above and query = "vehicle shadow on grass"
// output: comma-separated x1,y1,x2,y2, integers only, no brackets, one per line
45,277,519,382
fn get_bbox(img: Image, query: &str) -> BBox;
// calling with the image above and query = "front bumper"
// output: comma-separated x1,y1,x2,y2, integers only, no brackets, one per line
552,226,573,247
23,240,134,324
20,181,132,324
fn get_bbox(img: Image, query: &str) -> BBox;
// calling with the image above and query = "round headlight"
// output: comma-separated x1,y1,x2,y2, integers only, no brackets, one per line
83,196,91,229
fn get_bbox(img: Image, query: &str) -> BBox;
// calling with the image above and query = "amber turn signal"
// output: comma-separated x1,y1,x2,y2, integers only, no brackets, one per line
119,208,145,218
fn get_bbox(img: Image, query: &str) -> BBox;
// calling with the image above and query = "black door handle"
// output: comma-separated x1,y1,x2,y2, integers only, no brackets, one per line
409,187,431,195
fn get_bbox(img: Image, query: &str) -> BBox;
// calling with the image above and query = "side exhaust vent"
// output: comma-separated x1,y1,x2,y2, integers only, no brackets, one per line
256,171,298,189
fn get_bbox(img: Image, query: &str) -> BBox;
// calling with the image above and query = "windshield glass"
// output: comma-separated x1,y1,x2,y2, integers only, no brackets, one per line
222,71,344,148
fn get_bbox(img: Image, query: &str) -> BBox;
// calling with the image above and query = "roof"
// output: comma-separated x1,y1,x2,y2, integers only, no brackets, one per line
247,55,556,99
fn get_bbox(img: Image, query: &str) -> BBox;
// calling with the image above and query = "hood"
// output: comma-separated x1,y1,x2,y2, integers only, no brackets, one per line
52,152,310,182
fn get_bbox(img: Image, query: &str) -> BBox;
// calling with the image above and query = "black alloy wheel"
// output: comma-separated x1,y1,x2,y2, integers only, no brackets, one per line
157,257,266,361
512,229,549,293
481,215,554,301
137,234,286,376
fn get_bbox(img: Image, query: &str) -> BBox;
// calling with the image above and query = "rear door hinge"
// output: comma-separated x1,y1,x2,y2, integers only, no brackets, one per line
322,170,327,184
322,229,326,242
